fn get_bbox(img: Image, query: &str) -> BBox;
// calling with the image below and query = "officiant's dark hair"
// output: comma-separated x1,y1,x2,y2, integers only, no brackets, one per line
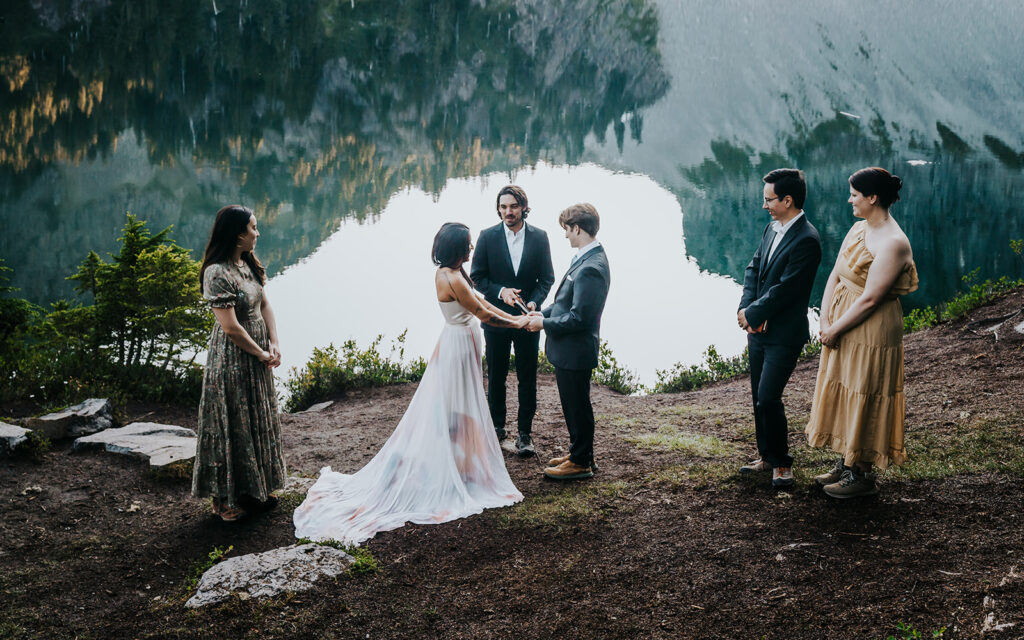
432,222,474,285
850,167,902,209
496,185,529,219
763,168,807,209
200,204,266,293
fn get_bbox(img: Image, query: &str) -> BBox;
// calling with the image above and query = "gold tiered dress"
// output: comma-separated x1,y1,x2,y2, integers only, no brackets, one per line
805,221,919,470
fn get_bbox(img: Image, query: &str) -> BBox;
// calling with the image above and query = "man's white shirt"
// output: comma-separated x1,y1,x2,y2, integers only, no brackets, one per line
498,223,528,301
572,239,602,265
504,222,526,275
767,211,804,263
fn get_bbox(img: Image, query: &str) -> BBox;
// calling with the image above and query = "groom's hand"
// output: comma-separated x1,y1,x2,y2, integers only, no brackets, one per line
499,287,523,306
526,316,544,332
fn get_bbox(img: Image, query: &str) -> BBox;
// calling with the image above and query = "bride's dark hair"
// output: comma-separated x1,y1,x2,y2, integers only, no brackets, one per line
432,222,474,286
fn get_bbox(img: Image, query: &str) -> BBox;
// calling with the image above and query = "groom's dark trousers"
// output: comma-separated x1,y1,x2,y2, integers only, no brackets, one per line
471,222,554,438
738,215,821,468
543,245,611,467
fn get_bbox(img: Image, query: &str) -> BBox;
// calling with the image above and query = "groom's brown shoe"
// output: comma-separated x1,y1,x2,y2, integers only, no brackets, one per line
544,460,594,480
548,454,598,473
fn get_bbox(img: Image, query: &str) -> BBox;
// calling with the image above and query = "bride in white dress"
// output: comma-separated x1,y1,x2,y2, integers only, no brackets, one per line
294,222,527,544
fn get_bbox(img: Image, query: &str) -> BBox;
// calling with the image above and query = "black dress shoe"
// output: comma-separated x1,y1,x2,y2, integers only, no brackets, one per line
515,434,535,458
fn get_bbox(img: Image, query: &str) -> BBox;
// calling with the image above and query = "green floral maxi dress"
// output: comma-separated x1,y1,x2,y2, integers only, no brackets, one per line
191,262,286,507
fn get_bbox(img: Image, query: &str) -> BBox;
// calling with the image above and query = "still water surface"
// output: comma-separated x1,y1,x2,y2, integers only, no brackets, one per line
2,0,1023,382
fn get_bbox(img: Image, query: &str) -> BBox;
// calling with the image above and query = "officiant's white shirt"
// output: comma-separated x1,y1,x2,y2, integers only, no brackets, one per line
767,211,804,263
504,222,527,275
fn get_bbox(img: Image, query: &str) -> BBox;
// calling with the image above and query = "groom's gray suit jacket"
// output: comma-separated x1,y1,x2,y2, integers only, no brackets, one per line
542,245,611,371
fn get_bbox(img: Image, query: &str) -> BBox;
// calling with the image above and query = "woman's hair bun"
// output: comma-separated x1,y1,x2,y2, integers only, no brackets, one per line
891,174,902,201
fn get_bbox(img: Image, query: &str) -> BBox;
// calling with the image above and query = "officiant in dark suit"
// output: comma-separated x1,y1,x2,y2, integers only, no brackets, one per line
737,168,822,488
470,185,554,457
527,203,610,480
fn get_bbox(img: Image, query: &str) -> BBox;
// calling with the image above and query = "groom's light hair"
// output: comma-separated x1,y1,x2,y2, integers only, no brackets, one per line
558,203,600,237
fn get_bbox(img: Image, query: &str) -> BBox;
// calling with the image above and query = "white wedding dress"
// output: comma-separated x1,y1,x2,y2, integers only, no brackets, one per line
293,299,523,544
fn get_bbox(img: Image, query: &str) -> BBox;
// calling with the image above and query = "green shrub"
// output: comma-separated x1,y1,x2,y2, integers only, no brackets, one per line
652,344,749,394
903,306,939,332
903,241,1024,333
284,332,426,411
903,268,1023,333
15,430,51,462
0,259,44,395
800,334,822,358
0,216,211,406
594,340,642,395
941,269,1022,319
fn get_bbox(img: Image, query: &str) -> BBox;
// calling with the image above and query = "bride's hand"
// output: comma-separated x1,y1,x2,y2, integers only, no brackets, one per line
514,315,531,330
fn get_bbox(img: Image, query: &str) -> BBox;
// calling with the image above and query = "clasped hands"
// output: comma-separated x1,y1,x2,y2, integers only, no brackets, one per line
260,344,283,368
818,324,840,349
522,311,544,332
736,309,757,334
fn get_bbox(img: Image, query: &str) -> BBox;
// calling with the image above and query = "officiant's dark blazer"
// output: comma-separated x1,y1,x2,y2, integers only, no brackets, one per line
738,215,822,349
471,222,554,332
542,245,611,370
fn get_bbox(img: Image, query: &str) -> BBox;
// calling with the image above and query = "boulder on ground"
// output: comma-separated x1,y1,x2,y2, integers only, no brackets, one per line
301,401,333,413
73,422,196,467
1,421,30,454
186,543,354,608
283,476,316,494
24,398,114,440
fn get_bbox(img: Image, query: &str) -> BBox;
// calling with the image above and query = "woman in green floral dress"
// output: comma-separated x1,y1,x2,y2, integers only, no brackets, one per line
192,205,286,521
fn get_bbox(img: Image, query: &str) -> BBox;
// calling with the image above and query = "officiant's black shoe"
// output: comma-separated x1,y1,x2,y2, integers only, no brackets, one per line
515,434,535,457
544,460,594,480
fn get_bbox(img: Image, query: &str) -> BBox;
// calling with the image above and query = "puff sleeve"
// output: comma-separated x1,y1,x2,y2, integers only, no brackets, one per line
203,263,237,308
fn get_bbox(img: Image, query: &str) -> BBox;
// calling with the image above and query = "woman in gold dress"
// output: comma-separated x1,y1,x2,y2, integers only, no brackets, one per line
806,167,918,498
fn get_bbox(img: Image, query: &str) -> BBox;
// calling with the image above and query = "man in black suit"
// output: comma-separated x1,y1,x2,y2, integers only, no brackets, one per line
471,185,555,457
738,168,822,488
526,203,611,480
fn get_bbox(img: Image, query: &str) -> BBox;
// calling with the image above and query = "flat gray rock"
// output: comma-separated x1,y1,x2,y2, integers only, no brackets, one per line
0,422,30,454
301,401,333,413
283,476,316,494
73,422,196,467
186,543,354,608
24,398,113,440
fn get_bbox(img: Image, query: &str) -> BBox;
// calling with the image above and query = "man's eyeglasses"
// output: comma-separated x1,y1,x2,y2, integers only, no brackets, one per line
763,196,781,205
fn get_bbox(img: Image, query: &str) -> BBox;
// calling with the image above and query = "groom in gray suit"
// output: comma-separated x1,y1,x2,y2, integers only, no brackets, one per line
527,203,611,480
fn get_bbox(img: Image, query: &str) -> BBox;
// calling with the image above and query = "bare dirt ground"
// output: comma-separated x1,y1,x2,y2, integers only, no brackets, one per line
2,289,1023,639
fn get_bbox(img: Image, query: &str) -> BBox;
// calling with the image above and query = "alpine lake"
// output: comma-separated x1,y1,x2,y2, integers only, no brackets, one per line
2,0,1023,384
